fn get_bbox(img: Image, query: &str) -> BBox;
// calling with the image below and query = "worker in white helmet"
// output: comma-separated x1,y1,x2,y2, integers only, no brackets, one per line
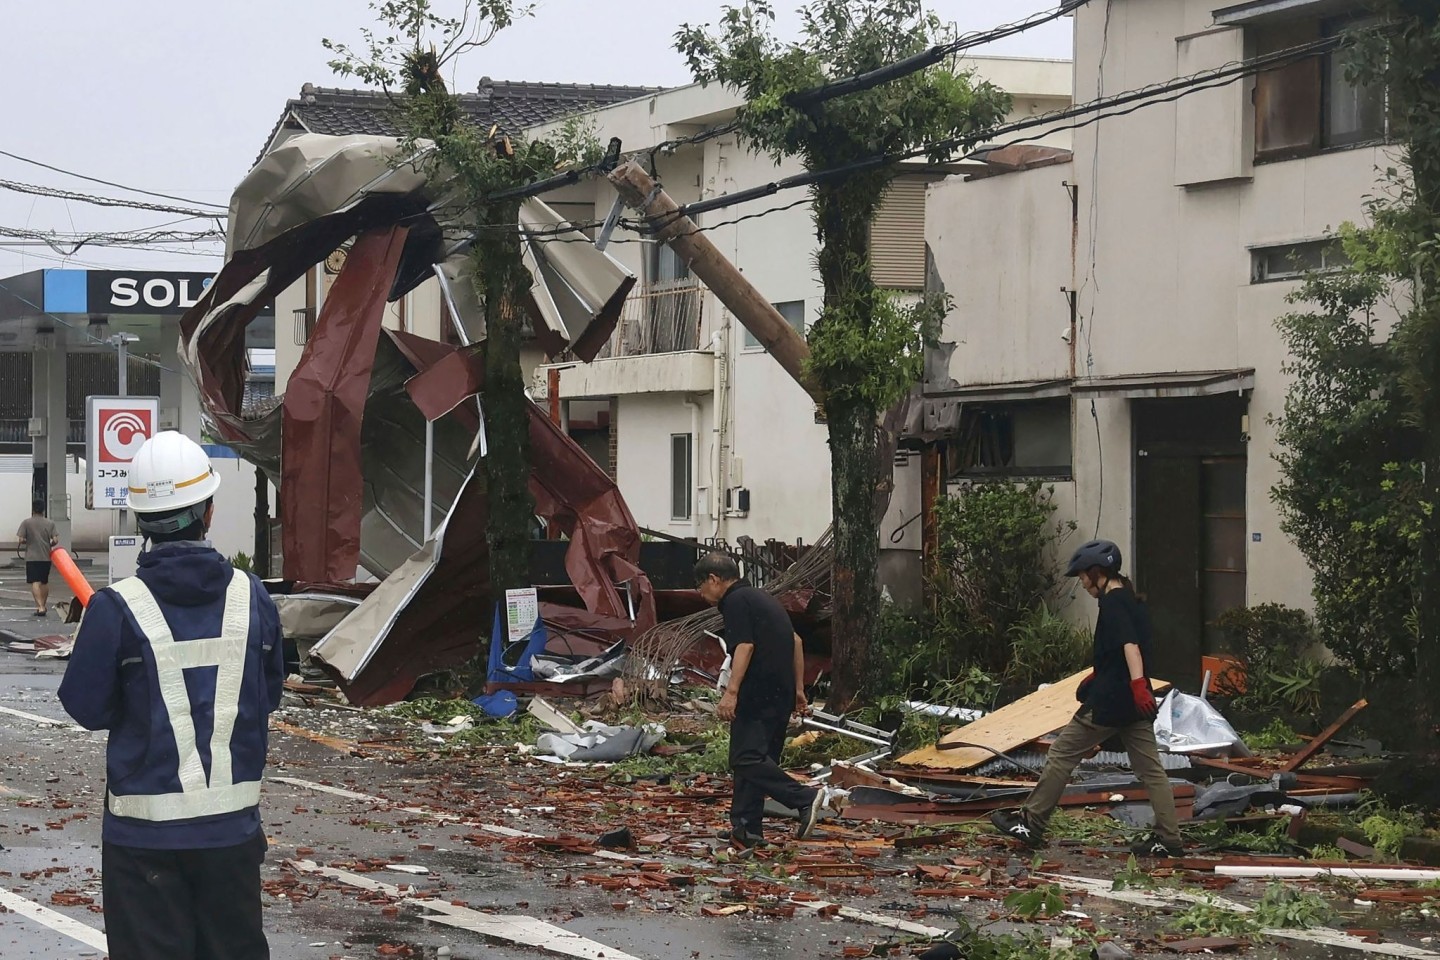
59,431,283,960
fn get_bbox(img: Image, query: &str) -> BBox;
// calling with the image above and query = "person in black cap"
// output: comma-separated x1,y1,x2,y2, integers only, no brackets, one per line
990,538,1183,858
695,552,824,851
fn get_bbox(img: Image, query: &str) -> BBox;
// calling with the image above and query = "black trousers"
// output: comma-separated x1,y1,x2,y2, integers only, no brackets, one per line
102,831,269,960
729,708,816,834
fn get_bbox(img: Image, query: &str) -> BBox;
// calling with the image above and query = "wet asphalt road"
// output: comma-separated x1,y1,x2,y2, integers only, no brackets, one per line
0,592,886,960
2,581,1435,960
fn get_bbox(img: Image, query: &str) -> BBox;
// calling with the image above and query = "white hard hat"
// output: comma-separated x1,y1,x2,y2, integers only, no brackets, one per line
126,431,222,523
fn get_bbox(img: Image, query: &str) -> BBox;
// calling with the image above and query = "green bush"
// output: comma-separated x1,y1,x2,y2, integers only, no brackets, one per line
229,551,254,573
1004,604,1090,690
1216,604,1331,721
929,481,1076,678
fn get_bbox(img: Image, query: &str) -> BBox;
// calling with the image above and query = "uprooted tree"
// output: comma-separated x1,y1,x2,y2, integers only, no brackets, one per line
676,0,1010,707
1271,5,1440,733
325,1,598,685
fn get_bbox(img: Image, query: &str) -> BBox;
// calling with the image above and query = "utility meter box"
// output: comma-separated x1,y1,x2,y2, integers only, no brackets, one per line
108,536,143,584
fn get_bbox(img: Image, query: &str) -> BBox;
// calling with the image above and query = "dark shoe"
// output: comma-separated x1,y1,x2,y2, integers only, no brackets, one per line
990,809,1044,848
1130,836,1184,859
795,790,825,840
33,610,46,617
718,827,767,848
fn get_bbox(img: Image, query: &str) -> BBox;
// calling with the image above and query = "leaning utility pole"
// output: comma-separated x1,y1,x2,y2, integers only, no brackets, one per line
608,161,821,403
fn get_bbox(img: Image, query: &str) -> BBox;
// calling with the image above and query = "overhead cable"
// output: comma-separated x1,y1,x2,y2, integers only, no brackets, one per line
0,178,219,218
0,148,228,210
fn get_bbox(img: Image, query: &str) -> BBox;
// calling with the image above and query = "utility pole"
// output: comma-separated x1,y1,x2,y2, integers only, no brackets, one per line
607,161,821,403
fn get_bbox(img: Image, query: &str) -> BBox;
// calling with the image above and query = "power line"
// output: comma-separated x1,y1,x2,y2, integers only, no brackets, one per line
0,178,219,219
0,148,227,210
0,225,224,256
495,35,1339,250
663,35,1342,223
788,0,1090,108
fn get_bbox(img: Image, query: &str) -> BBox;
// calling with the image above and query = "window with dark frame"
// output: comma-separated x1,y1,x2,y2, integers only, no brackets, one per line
945,398,1073,479
1253,15,1387,161
1251,238,1350,282
670,433,693,521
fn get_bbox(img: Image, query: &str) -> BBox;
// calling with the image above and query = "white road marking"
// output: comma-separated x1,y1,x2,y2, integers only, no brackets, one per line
0,886,109,952
1046,873,1440,958
290,859,644,960
0,705,71,727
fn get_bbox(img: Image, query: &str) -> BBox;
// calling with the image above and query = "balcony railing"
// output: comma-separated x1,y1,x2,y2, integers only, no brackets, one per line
593,282,706,359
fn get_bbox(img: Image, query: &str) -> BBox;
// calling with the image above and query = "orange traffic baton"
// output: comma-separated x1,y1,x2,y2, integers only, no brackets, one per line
49,546,95,608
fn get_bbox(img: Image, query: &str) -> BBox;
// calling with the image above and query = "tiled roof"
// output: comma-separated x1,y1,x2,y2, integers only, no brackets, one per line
259,79,661,161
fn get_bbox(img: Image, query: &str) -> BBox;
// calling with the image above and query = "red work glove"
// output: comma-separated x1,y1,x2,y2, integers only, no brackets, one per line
1130,678,1158,719
1076,672,1095,702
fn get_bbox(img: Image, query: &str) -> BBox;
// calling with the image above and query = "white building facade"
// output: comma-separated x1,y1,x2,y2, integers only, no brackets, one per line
922,0,1395,687
530,58,1073,567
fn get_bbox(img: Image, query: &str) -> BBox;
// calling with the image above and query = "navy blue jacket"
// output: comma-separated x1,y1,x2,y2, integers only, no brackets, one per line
59,543,284,849
1080,585,1155,728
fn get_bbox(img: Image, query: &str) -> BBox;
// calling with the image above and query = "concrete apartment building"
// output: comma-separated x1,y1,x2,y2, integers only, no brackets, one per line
529,57,1072,561
922,0,1394,687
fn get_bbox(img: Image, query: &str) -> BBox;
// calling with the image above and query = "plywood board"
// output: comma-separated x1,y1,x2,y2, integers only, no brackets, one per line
895,670,1170,770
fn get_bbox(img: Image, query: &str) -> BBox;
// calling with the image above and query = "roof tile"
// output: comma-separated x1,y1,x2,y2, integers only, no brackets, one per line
261,80,661,158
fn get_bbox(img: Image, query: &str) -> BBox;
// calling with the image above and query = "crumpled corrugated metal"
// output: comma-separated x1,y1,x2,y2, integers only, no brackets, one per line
177,132,650,704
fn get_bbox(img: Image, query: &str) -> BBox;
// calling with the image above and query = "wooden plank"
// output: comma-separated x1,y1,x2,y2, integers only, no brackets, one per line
894,670,1170,770
1280,699,1367,772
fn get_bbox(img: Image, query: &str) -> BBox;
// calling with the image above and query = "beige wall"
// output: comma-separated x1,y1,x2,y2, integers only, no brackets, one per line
928,162,1076,386
924,0,1400,617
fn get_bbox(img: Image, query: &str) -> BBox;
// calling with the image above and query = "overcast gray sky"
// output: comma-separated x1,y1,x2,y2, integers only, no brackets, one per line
0,0,1072,275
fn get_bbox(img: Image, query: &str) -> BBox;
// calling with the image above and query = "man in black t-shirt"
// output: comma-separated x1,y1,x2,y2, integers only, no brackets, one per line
696,553,823,850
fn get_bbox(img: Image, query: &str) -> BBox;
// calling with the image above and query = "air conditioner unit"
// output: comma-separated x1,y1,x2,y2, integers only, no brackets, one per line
27,418,44,438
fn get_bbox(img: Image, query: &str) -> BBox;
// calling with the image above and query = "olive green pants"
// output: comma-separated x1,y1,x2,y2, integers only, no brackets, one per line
1020,711,1182,845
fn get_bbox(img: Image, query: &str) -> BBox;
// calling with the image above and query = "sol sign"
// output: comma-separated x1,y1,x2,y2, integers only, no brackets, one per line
85,397,159,510
85,271,214,315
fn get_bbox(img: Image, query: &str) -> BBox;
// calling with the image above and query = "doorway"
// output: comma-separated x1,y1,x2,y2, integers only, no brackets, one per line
1133,395,1248,691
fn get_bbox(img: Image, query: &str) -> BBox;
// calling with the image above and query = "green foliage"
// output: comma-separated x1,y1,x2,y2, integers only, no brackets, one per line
1111,856,1156,892
1243,717,1302,751
1217,605,1331,722
1182,818,1299,855
1307,843,1347,861
611,725,730,778
1004,605,1090,690
931,919,1096,960
385,696,489,721
1003,883,1066,920
228,551,254,573
1360,808,1425,859
865,605,1002,706
324,1,534,90
1168,900,1260,939
930,481,1079,680
805,289,949,410
1271,10,1440,688
1046,811,1127,845
1270,265,1423,677
1252,883,1334,930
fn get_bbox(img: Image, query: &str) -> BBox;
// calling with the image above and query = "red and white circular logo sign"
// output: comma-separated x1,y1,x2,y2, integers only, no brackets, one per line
97,406,154,463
